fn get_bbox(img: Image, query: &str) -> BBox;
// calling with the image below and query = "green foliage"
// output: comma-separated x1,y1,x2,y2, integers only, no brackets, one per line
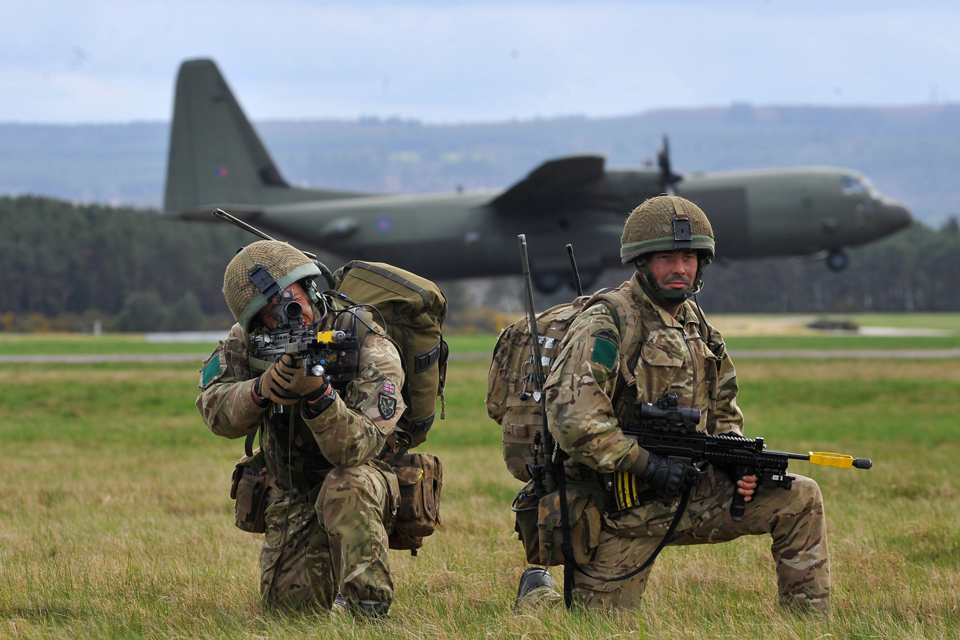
700,222,960,312
0,195,248,324
115,290,165,332
167,292,206,331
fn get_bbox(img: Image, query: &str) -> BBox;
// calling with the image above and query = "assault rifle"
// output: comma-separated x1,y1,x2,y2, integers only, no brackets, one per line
624,392,873,521
212,208,348,413
246,287,356,415
517,234,557,499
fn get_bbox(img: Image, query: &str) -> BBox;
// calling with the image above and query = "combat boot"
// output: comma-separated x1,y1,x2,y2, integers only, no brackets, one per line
330,593,350,618
332,593,391,620
515,566,562,611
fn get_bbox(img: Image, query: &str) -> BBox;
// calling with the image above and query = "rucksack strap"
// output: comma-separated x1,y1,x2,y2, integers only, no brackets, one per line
244,426,259,458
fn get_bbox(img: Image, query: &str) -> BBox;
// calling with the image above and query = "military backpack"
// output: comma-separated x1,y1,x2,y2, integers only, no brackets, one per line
485,288,641,482
334,260,448,449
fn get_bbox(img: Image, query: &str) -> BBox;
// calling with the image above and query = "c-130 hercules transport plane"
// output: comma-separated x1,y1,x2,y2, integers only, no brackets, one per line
163,58,912,293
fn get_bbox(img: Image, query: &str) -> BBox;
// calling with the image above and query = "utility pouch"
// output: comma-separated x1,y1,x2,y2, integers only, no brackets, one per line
537,489,602,567
389,452,443,553
231,446,270,534
511,481,542,565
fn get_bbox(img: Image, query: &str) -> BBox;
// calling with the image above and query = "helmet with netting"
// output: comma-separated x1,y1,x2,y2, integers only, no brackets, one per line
621,195,715,264
621,195,715,304
223,240,320,332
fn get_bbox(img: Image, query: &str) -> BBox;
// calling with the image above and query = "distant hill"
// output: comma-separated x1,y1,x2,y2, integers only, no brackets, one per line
1,103,959,223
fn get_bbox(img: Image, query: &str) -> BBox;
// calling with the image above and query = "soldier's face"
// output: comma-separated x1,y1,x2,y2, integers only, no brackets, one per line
646,251,698,290
257,282,315,329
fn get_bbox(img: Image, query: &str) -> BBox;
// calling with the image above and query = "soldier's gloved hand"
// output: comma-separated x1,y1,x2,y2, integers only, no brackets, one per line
256,362,300,406
274,354,327,398
639,452,700,498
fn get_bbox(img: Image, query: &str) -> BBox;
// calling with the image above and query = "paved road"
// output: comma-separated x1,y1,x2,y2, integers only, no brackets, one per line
3,349,960,364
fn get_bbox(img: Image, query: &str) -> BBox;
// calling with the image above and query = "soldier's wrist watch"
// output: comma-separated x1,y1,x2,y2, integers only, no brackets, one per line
303,389,336,418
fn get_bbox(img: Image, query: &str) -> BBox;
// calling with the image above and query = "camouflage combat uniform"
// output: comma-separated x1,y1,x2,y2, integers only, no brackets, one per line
197,299,405,612
543,274,829,611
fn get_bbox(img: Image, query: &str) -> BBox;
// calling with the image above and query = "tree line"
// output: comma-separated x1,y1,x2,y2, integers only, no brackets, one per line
699,218,960,313
0,196,247,332
1,195,959,333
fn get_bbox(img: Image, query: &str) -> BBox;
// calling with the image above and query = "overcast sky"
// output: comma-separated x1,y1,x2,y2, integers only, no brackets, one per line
3,0,959,124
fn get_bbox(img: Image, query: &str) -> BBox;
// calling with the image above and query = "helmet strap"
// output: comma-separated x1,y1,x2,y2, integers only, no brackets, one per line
634,256,709,306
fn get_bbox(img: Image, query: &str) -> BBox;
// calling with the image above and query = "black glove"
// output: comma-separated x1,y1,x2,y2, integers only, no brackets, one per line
640,452,699,498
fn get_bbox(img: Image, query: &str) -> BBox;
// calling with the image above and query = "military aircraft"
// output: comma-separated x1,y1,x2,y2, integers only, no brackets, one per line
164,58,912,293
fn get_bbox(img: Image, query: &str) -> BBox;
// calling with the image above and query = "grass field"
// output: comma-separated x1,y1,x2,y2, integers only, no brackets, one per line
0,344,958,640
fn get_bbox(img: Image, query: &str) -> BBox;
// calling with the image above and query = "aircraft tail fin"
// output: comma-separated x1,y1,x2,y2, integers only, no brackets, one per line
163,58,359,215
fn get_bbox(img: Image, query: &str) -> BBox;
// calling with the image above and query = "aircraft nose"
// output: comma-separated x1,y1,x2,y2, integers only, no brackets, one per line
875,198,912,234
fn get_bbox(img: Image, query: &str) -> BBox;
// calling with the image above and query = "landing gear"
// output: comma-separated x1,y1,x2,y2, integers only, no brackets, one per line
826,249,848,272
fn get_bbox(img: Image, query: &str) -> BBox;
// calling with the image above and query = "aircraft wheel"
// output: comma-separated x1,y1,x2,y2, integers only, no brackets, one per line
533,273,563,294
826,249,848,272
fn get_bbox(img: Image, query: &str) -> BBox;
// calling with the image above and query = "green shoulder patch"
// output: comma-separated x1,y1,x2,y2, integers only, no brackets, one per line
200,348,225,389
590,337,618,369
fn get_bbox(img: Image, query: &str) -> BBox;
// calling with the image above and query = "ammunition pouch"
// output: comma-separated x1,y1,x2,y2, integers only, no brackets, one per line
536,487,602,567
388,453,443,554
231,447,270,534
511,481,542,565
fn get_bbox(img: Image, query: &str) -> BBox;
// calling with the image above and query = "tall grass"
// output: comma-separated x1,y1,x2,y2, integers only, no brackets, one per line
0,358,957,638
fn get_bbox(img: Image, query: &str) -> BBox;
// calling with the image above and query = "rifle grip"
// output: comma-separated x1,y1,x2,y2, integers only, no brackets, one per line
731,492,745,522
730,464,752,522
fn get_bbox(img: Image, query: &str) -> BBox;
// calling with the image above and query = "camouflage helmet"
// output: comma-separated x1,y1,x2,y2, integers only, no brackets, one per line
621,195,715,264
223,240,320,332
621,196,715,305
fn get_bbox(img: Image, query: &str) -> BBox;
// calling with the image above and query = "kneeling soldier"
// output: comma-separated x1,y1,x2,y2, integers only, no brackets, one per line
198,240,404,617
518,196,830,612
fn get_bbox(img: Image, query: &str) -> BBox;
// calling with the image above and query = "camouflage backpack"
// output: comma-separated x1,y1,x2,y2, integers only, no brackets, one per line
334,261,448,449
486,289,640,482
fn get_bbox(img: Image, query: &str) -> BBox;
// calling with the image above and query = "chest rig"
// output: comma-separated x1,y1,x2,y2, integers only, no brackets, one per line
238,246,371,498
606,287,726,511
245,302,371,498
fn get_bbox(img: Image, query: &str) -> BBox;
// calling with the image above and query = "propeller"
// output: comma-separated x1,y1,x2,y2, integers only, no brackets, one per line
657,134,683,195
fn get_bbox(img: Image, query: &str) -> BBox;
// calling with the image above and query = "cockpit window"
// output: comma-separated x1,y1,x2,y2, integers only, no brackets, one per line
841,176,867,196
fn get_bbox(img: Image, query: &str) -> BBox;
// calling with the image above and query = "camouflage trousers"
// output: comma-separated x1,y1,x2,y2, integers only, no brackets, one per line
259,461,400,610
572,470,829,612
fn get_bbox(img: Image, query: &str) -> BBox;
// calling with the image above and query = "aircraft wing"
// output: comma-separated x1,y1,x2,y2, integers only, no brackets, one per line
490,155,605,210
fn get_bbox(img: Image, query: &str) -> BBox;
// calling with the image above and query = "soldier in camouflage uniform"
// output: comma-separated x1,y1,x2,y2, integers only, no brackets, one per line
197,241,405,618
519,196,830,612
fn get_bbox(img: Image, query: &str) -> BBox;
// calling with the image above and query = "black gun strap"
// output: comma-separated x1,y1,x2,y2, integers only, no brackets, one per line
556,459,577,609
244,430,255,458
244,422,264,458
557,465,692,608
